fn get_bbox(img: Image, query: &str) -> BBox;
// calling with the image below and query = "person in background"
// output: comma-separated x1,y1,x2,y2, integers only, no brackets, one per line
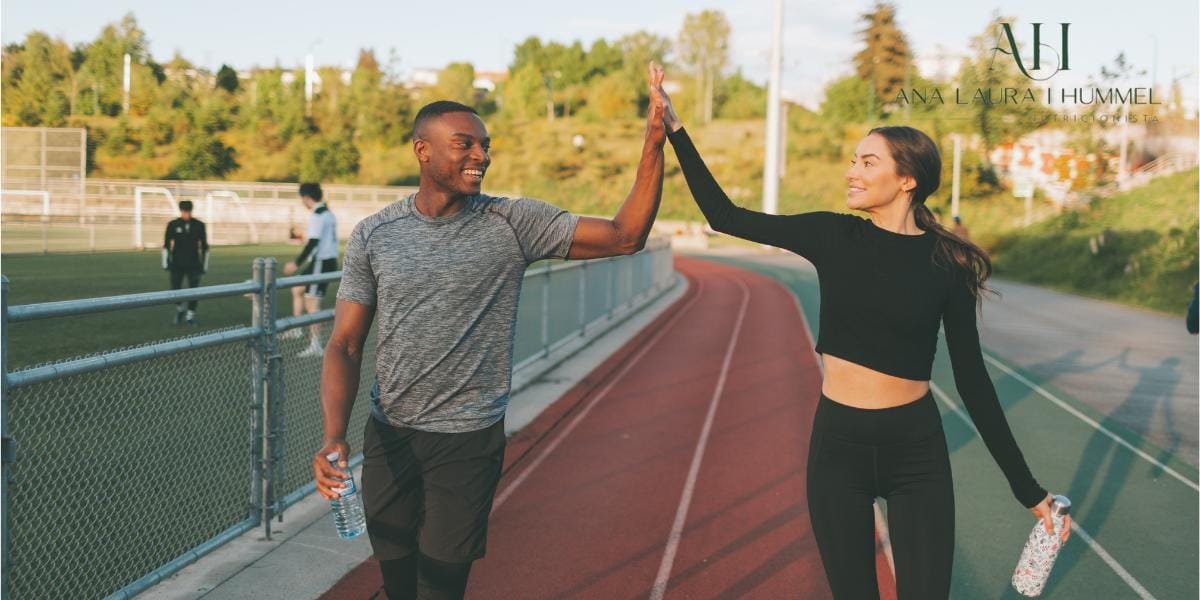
163,199,209,326
952,214,971,241
1187,283,1198,334
283,182,339,357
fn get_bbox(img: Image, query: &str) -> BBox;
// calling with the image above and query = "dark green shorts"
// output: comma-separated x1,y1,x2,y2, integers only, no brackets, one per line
360,415,507,563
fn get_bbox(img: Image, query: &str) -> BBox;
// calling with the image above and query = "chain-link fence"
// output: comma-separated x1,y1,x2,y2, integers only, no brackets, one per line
0,240,675,599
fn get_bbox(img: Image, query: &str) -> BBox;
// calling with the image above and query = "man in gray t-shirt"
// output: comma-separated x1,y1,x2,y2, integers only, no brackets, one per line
313,63,670,598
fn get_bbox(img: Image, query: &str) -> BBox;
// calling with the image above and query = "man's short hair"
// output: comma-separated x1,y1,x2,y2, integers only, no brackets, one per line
412,100,479,139
178,200,193,212
299,182,323,202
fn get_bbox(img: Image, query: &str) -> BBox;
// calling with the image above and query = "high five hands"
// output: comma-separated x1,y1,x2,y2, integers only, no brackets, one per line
645,61,667,146
648,62,682,133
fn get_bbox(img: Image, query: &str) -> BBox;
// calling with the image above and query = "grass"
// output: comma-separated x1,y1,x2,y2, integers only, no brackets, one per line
2,243,332,369
989,170,1198,314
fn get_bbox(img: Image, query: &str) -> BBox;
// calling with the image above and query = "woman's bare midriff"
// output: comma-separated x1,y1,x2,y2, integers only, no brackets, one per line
820,354,930,409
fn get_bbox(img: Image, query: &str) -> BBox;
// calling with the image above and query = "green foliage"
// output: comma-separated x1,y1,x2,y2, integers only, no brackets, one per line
585,39,623,80
215,64,239,93
296,133,360,182
172,129,237,179
101,116,135,154
500,64,549,123
616,31,672,112
582,72,636,121
714,71,765,119
938,141,1003,199
677,10,731,124
990,170,1198,313
77,13,150,116
853,2,912,113
424,62,476,106
820,76,873,125
955,13,1055,151
2,31,74,126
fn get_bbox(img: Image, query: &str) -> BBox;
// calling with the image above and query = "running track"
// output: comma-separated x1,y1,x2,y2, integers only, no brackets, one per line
324,257,895,599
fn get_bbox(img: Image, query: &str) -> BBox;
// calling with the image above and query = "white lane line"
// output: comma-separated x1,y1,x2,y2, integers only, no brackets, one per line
980,352,1199,492
929,381,1158,600
492,278,705,513
649,277,750,600
781,279,897,580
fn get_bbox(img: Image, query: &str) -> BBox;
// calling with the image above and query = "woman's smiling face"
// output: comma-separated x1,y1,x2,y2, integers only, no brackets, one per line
844,133,915,211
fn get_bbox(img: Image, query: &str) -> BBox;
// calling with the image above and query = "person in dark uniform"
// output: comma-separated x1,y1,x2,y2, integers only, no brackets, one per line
163,200,209,325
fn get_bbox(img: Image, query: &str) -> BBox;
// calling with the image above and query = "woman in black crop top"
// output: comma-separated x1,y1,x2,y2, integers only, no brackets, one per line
654,83,1068,598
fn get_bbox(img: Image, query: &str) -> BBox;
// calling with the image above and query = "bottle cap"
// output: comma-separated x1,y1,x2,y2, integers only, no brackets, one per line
1051,494,1071,517
326,451,340,463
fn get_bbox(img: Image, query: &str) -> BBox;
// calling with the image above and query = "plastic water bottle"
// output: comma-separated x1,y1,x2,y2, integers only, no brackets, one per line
1012,495,1071,596
327,452,366,539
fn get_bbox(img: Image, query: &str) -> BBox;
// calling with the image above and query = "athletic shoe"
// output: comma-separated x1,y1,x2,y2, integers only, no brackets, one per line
280,328,305,340
297,344,324,358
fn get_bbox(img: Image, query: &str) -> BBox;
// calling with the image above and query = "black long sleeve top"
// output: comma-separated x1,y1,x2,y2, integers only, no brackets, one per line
163,218,209,270
669,127,1046,508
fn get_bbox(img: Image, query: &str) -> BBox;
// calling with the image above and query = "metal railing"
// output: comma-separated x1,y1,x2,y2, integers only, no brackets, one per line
0,239,674,599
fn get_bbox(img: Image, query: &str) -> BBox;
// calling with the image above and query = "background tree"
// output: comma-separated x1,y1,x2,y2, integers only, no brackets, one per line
582,72,636,120
499,64,549,123
714,71,766,119
77,13,151,116
424,62,477,107
957,13,1055,154
852,2,913,118
820,75,874,125
616,31,672,113
677,10,730,124
215,64,239,93
1,32,74,126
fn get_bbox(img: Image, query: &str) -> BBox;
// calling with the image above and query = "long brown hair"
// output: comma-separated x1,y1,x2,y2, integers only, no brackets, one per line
867,126,993,303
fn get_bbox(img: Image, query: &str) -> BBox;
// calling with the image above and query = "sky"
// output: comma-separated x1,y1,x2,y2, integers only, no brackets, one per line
3,0,1197,110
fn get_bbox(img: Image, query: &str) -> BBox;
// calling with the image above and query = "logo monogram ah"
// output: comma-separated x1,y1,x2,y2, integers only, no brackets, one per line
993,23,1070,81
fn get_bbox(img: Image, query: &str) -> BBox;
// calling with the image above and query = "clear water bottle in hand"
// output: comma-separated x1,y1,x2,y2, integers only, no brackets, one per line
1012,495,1071,597
326,452,366,539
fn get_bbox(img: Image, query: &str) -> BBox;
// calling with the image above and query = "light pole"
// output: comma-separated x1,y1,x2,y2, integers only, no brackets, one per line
762,0,784,215
123,53,131,115
305,39,322,117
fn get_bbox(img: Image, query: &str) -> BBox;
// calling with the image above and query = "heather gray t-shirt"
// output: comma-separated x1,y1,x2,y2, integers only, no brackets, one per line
337,193,579,433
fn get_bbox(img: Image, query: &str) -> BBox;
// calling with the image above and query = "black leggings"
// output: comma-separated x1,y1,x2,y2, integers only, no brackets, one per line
806,392,955,600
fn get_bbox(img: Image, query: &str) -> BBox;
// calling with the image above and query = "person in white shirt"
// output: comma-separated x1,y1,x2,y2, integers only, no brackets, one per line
284,182,338,355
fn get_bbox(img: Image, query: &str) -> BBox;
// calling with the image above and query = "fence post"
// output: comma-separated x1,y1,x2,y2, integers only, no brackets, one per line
540,263,551,358
261,258,280,538
249,259,266,532
606,258,615,320
2,276,12,600
578,261,587,337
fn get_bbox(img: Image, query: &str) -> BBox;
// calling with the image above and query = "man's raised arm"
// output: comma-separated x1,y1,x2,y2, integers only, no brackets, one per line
567,62,667,259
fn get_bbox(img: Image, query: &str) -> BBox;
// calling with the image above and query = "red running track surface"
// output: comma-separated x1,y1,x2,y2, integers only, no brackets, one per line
322,257,897,599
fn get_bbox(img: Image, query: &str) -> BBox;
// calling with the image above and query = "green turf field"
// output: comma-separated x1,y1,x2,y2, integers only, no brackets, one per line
1,243,332,369
700,253,1198,600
